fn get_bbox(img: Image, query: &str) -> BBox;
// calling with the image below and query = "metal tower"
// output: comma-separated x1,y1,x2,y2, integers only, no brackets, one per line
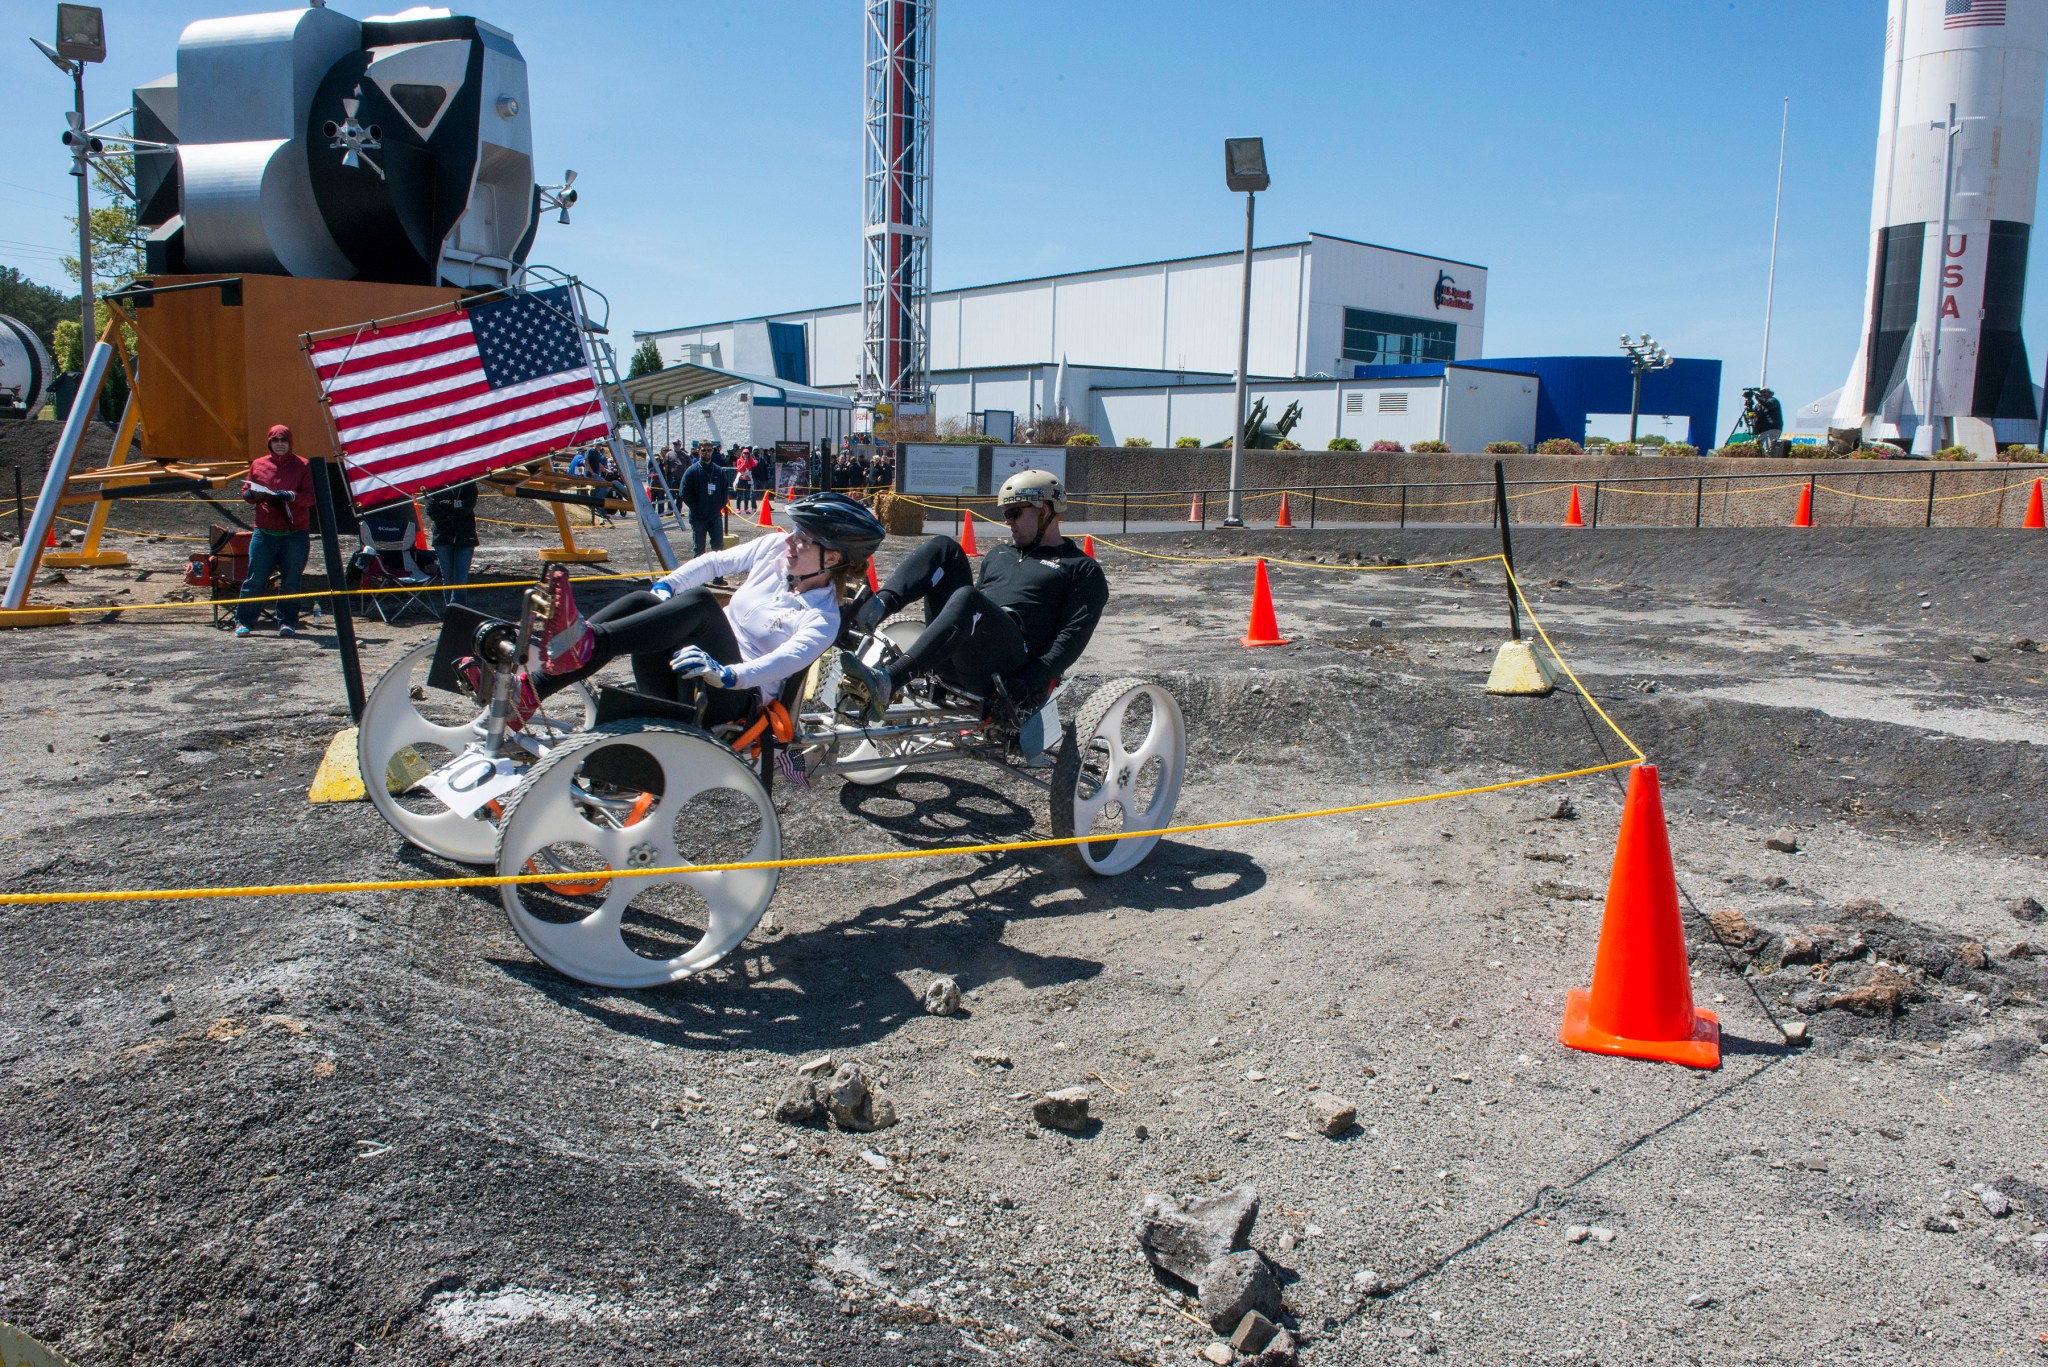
859,0,934,414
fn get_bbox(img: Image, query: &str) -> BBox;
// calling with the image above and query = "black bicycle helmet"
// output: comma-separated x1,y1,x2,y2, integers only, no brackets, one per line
788,492,886,565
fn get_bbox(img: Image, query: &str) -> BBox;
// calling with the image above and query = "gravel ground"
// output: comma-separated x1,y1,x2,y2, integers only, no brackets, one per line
3,509,2046,1366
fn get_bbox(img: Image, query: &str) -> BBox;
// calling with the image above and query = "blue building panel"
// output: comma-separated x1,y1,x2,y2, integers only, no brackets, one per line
1459,356,1721,450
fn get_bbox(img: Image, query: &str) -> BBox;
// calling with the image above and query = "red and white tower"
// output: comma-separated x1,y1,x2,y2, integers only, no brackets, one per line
859,0,934,419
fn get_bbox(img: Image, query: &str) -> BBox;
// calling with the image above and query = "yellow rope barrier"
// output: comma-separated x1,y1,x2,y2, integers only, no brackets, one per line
0,552,1645,906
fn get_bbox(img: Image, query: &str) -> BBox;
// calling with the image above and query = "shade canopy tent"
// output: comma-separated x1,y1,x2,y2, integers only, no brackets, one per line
624,361,854,455
622,362,854,412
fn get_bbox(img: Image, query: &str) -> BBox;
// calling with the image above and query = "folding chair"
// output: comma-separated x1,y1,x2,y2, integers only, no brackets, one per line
348,509,441,623
200,524,256,629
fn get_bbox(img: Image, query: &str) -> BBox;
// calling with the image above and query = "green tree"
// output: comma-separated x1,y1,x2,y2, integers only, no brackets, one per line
0,266,75,356
61,152,148,291
52,301,134,423
627,337,664,378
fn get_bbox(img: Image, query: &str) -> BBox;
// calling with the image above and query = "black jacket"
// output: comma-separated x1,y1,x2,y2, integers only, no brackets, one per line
679,459,731,521
977,538,1109,698
424,481,478,548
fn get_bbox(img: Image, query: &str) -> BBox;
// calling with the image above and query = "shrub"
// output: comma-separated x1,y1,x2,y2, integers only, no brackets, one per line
1121,436,1150,447
1326,437,1362,451
1851,442,1906,460
1604,443,1638,458
1274,439,1302,451
1066,433,1099,446
1638,434,1668,447
1934,445,1976,462
1410,439,1450,453
1715,441,1763,458
1536,438,1582,455
1484,440,1524,455
1661,443,1699,459
1367,440,1404,453
1174,436,1202,448
1999,445,2044,462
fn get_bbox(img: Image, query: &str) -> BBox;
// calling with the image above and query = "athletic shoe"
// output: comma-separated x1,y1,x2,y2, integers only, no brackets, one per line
234,624,252,638
278,624,296,638
836,650,892,723
453,655,487,702
536,565,593,676
505,670,542,731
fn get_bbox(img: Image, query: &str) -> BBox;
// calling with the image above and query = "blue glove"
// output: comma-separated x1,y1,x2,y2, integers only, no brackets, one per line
649,580,675,601
672,645,736,688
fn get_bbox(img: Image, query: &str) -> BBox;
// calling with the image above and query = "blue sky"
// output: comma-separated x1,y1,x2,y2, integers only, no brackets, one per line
3,1,2038,441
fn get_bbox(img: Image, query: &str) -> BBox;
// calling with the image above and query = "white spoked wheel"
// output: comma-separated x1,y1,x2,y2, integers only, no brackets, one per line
357,641,594,865
492,721,781,989
1050,679,1187,876
822,615,927,786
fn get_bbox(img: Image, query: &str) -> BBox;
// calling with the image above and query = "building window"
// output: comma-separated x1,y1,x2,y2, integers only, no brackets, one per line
1342,307,1457,365
1379,392,1408,413
1344,392,1363,415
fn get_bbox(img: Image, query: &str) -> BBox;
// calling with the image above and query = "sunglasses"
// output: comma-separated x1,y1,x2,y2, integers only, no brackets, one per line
1000,504,1037,521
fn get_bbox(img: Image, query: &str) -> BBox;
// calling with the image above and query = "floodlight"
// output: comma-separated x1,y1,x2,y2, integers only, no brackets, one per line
30,35,74,73
55,4,105,64
1224,137,1269,193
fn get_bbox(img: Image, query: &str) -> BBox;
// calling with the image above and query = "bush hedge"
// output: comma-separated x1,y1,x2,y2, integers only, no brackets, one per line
1484,441,1524,454
1067,433,1100,446
1326,437,1361,451
1934,445,1976,461
1122,436,1149,447
1174,436,1201,448
1536,438,1582,455
1714,441,1763,459
1410,439,1449,453
1274,440,1301,451
1368,440,1404,454
1661,443,1699,458
1999,445,2044,462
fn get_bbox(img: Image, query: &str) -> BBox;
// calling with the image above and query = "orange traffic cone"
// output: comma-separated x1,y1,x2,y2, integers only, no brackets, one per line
1241,558,1290,648
1189,493,1205,523
1792,482,1813,527
1082,534,1096,558
413,500,429,551
44,526,57,549
1563,485,1584,527
959,510,980,556
865,559,882,594
757,493,774,527
2023,478,2044,529
1275,492,1294,528
1559,765,1720,1070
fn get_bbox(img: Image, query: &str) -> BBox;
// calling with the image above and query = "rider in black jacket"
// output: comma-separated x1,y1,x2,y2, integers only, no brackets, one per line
839,469,1107,719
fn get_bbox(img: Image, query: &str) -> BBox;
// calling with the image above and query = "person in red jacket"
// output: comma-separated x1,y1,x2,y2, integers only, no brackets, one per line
236,424,315,638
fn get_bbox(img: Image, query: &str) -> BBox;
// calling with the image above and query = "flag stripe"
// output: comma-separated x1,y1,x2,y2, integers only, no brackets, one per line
317,330,480,392
339,375,602,458
329,370,491,427
308,311,470,372
326,355,487,413
347,414,608,500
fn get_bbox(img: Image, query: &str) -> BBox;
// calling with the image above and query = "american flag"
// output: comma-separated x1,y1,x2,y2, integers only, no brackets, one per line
1945,0,2005,28
309,287,610,511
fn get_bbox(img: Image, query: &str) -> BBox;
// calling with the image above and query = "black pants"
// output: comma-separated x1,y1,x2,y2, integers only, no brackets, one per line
538,586,753,726
880,536,1029,696
689,514,725,557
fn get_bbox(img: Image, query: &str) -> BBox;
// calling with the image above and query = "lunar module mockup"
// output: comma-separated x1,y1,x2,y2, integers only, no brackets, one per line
133,4,553,289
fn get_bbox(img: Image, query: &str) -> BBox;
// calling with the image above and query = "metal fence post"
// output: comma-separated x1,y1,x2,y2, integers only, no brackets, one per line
1590,481,1601,529
1926,470,1937,528
1494,461,1521,641
1694,476,1704,529
1399,485,1407,528
1309,488,1317,529
1122,492,1129,535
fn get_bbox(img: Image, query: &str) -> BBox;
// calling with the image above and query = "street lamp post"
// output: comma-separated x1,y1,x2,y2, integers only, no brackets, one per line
37,6,107,358
1221,138,1269,529
1619,333,1671,443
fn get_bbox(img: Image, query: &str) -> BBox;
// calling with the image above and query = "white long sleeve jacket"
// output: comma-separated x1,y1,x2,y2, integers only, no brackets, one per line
653,533,840,695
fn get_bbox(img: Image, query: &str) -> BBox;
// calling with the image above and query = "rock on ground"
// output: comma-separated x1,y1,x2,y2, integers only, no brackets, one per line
1197,1250,1281,1332
1132,1186,1260,1284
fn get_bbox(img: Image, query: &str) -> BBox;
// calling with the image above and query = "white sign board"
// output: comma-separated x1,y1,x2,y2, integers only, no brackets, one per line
993,447,1064,486
417,752,525,819
902,443,980,495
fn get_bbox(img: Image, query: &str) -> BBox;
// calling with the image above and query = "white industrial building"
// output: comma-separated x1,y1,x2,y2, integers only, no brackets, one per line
633,232,1535,449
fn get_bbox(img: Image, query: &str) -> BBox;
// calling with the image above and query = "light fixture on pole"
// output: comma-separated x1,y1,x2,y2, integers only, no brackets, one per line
34,4,105,363
1221,137,1268,529
1618,333,1672,443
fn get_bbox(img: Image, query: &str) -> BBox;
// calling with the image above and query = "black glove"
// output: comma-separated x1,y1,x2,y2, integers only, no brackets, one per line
1004,662,1052,705
854,590,895,633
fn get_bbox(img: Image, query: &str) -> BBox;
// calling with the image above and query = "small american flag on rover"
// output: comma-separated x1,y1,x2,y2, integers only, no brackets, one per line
1944,0,2006,29
308,287,609,511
